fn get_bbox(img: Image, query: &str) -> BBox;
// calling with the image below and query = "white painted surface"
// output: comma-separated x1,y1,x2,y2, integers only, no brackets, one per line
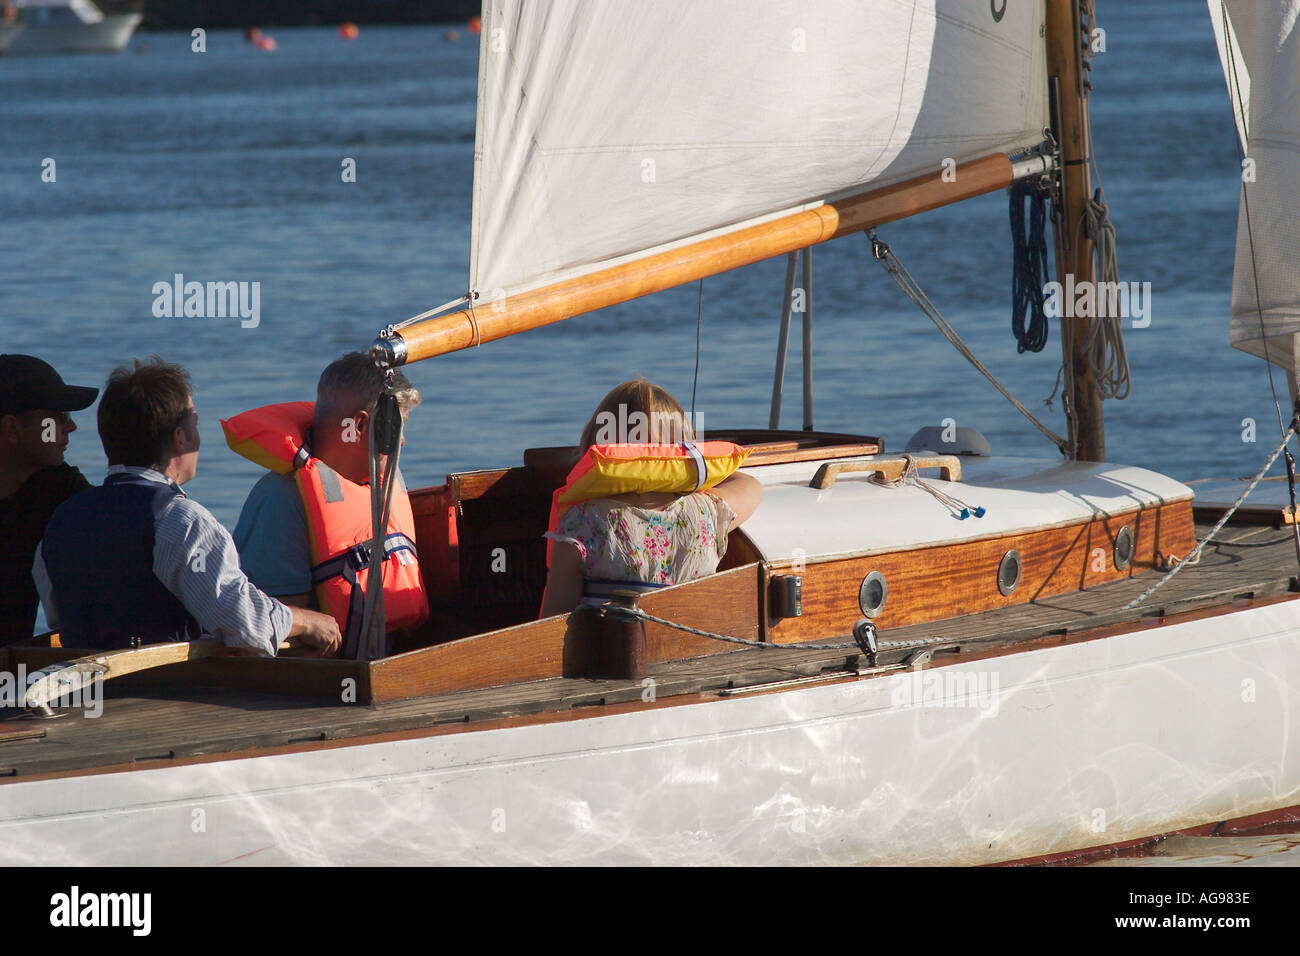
4,9,139,53
740,455,1193,562
0,600,1295,866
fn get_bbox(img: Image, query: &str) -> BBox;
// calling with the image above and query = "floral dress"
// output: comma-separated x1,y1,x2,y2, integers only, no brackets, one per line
545,492,736,590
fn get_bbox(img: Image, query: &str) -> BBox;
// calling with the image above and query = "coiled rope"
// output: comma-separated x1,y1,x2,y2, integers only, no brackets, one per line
1010,179,1052,354
1076,189,1131,400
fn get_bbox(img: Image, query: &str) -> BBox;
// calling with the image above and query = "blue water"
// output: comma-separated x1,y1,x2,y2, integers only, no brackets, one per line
0,4,1283,538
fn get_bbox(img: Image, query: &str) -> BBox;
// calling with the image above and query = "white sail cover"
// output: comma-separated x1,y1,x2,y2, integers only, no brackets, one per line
1211,1,1300,380
470,0,1048,302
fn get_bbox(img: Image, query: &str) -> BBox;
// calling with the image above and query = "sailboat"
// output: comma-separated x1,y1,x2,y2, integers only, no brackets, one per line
0,0,141,55
2,0,1299,866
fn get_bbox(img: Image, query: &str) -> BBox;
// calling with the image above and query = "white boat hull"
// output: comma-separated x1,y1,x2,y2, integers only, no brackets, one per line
2,600,1297,865
2,11,138,54
0,21,23,51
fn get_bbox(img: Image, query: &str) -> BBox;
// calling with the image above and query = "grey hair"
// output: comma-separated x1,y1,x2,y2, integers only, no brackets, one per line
314,352,420,426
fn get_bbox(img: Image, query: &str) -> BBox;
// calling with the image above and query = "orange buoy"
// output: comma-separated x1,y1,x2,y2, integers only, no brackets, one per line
467,16,481,34
245,27,262,42
339,22,358,40
254,34,276,51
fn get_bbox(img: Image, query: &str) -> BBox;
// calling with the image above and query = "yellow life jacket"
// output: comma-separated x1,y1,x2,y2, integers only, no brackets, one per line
221,401,429,655
546,440,749,563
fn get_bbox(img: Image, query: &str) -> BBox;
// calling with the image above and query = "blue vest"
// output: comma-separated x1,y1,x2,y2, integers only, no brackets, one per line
42,472,197,650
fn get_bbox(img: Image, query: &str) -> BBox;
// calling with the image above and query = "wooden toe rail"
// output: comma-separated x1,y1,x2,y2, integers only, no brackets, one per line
23,640,227,712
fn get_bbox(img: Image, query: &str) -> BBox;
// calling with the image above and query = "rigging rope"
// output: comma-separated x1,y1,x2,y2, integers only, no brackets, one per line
1010,178,1052,354
1124,421,1297,610
866,230,1069,455
691,279,703,423
393,293,471,331
1075,188,1131,400
603,605,951,655
356,379,403,660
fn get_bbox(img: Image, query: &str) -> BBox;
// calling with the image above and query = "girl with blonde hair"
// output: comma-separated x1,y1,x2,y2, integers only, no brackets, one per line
540,379,762,616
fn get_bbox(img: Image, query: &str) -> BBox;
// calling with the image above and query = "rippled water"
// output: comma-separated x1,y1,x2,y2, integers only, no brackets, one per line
0,2,1293,870
0,3,1280,536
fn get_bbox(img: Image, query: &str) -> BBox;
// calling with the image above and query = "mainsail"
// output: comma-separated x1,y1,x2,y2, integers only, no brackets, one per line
470,0,1049,304
1211,1,1300,384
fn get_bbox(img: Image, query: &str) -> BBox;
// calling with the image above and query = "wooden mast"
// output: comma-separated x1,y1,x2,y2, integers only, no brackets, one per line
375,154,1015,367
1045,0,1104,461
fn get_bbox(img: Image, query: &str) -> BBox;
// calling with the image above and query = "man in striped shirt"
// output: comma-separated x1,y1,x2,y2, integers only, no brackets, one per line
34,357,340,657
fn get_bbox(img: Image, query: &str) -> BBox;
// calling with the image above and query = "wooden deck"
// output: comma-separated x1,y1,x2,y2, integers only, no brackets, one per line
2,520,1297,782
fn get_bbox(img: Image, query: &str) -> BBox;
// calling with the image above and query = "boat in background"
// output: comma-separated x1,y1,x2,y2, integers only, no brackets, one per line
0,0,140,55
2,0,1300,866
0,4,22,52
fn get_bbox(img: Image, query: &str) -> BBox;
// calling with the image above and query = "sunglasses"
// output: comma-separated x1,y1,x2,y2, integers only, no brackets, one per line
24,410,73,428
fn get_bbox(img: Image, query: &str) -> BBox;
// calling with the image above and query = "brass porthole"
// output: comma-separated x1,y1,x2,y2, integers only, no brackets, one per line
1114,525,1135,571
997,550,1022,597
859,571,888,617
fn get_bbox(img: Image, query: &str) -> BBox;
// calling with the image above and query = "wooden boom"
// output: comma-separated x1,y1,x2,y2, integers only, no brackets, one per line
381,153,1015,366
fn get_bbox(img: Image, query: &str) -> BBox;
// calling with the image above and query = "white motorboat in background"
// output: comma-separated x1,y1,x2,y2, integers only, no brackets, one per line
0,4,22,51
0,0,140,55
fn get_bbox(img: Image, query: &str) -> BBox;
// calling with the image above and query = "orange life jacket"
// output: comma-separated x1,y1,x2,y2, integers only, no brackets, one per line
221,401,429,655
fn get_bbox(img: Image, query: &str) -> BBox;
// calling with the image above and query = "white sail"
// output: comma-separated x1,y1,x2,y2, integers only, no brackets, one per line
1211,1,1300,383
469,0,1049,303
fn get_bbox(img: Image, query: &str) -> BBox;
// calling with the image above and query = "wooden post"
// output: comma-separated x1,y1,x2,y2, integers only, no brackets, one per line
1045,0,1105,461
562,592,646,680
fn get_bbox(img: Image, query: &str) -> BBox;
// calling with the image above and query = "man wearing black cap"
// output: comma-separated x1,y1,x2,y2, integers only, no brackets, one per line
0,355,98,643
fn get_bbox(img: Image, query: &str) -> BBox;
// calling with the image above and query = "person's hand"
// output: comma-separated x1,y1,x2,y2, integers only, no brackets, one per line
288,607,342,657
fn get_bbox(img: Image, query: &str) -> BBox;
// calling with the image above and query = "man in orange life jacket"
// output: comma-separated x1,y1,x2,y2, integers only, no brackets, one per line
230,352,429,658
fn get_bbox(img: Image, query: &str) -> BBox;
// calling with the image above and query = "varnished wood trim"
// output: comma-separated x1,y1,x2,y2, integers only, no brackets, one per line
809,454,961,490
716,529,762,572
769,502,1196,642
639,564,761,663
4,646,369,701
409,482,460,601
24,641,224,710
367,563,763,702
370,615,567,703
